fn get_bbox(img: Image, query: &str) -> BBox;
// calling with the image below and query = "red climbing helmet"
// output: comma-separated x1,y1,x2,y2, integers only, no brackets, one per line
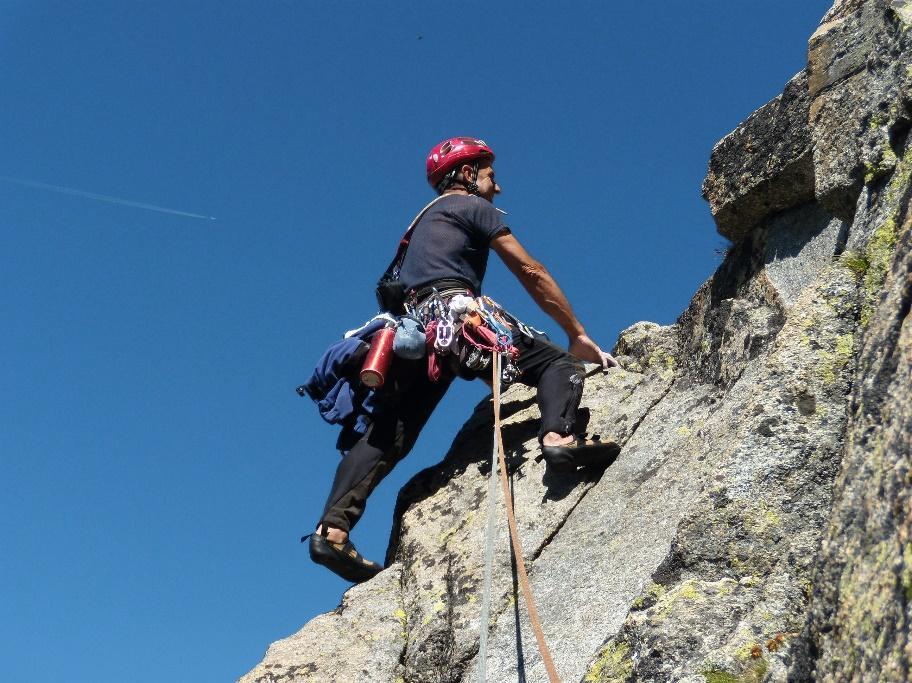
426,137,495,191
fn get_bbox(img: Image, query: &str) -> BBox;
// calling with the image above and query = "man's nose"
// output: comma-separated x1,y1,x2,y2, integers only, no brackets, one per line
494,183,501,194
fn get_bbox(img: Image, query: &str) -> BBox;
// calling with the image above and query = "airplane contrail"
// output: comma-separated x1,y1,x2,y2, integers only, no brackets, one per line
0,175,216,221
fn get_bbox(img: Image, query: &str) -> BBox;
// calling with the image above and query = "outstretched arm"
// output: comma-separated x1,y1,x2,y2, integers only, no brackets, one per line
491,231,618,369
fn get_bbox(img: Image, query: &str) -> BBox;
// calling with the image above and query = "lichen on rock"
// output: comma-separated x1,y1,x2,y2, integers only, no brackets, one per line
583,641,633,683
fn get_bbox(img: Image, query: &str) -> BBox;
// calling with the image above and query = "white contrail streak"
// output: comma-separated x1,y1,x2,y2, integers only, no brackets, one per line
0,175,216,221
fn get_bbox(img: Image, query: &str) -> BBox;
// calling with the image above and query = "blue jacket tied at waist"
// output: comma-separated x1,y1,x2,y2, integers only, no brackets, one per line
300,317,390,453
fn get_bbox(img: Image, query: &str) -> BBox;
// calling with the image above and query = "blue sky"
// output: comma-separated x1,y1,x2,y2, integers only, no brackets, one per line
0,2,831,681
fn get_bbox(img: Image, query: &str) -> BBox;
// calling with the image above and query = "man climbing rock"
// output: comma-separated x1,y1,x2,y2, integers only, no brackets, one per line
304,137,619,583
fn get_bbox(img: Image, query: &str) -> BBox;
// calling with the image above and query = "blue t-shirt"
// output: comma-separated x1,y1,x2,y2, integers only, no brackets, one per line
397,194,510,294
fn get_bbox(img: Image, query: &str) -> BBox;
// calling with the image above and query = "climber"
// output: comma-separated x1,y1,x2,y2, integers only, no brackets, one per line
306,136,620,583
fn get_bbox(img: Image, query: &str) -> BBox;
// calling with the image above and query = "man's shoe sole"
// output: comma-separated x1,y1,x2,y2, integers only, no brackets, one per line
309,534,383,583
540,439,621,472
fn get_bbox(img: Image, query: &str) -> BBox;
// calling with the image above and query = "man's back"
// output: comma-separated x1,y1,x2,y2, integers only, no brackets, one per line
397,193,508,294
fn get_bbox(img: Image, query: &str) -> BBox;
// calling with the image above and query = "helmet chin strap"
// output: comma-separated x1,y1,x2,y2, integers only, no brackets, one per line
464,161,480,194
439,161,481,195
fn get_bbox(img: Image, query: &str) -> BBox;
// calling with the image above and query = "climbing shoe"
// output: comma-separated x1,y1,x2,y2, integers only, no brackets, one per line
538,435,621,473
305,531,383,583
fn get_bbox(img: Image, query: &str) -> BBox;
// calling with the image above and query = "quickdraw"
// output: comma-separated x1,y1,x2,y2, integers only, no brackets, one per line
477,296,514,352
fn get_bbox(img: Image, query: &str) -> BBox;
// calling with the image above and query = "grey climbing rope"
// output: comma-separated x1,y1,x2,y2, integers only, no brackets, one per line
476,358,500,683
477,353,562,683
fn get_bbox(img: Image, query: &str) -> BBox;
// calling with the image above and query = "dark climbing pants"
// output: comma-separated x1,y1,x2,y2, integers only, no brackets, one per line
320,334,585,533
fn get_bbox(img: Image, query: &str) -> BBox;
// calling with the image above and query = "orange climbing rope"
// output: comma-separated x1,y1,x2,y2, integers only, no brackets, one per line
487,352,562,683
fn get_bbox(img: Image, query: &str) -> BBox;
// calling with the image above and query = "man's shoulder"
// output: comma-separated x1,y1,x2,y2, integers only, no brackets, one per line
432,193,476,209
430,193,504,217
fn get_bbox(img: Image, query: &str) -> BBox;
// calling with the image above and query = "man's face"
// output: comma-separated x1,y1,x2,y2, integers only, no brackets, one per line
468,162,501,202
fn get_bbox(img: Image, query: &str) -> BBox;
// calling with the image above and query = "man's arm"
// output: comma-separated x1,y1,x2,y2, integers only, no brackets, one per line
490,231,618,369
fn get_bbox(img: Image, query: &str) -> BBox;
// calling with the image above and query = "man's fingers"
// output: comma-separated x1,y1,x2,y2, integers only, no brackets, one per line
569,336,617,369
601,352,618,370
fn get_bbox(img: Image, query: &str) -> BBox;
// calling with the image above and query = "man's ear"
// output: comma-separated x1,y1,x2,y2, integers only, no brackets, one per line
460,163,474,182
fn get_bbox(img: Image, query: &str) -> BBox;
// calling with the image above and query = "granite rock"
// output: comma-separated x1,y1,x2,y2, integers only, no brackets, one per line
702,71,815,243
808,0,912,219
238,568,406,683
239,3,912,681
792,127,912,683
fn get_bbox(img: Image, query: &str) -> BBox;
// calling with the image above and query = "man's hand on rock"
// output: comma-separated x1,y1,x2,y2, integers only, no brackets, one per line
569,334,619,371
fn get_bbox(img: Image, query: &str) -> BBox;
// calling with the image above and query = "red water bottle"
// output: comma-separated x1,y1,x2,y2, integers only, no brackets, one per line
360,327,396,388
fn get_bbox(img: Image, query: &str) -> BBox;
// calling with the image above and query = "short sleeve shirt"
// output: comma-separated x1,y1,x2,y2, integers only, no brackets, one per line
397,194,509,294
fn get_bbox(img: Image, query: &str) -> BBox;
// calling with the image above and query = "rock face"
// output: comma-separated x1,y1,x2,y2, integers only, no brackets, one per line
240,2,912,681
808,0,912,220
702,70,815,243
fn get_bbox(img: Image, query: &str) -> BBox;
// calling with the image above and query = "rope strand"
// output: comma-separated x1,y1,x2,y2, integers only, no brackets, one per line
484,353,563,683
476,372,501,682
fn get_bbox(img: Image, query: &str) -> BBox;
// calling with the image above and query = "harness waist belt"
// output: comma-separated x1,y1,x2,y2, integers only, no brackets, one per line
414,279,475,304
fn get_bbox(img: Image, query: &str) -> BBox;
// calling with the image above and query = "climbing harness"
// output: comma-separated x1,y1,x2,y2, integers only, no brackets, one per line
477,353,562,683
409,290,522,384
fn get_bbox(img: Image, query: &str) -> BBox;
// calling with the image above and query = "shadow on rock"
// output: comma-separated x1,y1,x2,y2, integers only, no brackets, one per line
539,449,619,502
